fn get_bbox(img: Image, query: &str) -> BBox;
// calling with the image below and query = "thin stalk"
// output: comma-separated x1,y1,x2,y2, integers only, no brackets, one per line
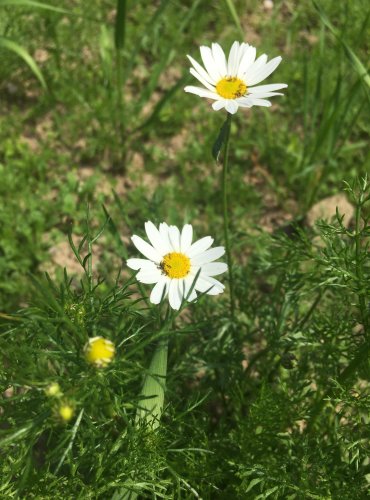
114,0,127,169
86,206,95,321
354,185,368,336
224,0,244,39
115,51,124,132
221,113,235,318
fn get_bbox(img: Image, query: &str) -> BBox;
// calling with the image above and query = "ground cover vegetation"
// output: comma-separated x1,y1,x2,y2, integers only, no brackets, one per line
0,0,369,498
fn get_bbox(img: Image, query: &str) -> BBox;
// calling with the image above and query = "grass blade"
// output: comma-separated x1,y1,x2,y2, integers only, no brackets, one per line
55,409,84,474
313,0,370,94
0,36,47,89
212,113,232,162
0,0,69,13
224,0,244,39
114,0,127,51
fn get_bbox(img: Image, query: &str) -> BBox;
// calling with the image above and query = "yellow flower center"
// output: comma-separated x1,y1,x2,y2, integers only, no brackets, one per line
59,404,74,422
160,252,191,279
85,337,115,368
215,77,247,99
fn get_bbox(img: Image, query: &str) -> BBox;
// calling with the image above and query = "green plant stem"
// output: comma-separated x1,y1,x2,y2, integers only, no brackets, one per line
135,336,168,429
115,310,174,500
354,186,368,337
221,113,235,318
135,311,173,428
85,207,96,323
114,0,127,169
115,51,126,167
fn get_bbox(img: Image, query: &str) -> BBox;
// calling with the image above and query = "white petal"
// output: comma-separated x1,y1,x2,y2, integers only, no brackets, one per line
131,235,162,263
136,269,162,284
168,225,181,252
188,236,214,257
225,100,238,114
150,278,168,304
127,258,154,271
227,41,240,75
189,68,216,92
187,54,216,84
235,97,253,108
200,46,222,81
191,246,225,265
237,42,249,61
247,92,284,98
184,85,219,100
237,45,257,77
211,43,227,76
159,223,171,249
145,221,170,255
246,54,268,77
180,224,193,253
201,262,228,276
188,289,197,302
168,280,182,310
181,276,197,302
248,83,288,93
239,42,249,54
195,276,224,295
249,98,272,107
246,56,282,86
212,99,226,111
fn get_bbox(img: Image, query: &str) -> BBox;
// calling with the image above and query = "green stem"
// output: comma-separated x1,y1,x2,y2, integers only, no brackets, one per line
221,113,235,318
135,337,168,429
354,187,368,336
86,207,95,329
114,0,127,170
115,50,126,167
135,311,173,429
115,312,172,499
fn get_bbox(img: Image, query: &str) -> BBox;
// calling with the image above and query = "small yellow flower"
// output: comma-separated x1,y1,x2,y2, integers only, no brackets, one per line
58,403,74,422
84,336,115,368
45,382,62,397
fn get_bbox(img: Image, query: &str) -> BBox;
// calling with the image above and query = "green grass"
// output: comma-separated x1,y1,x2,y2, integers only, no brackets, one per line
1,0,370,498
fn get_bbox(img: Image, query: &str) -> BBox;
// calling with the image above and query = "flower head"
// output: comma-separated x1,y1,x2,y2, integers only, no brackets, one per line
184,41,287,114
45,382,62,398
127,222,227,310
84,336,115,368
58,403,74,422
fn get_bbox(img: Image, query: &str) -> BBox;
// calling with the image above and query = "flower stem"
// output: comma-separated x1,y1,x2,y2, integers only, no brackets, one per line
221,113,235,318
135,310,173,429
354,181,368,337
135,336,168,429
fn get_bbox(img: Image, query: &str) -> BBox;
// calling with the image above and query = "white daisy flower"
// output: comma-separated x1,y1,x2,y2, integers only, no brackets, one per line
127,222,227,310
184,41,287,114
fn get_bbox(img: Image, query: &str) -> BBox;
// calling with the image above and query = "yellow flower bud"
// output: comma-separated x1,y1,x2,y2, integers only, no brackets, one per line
58,404,74,422
45,382,62,397
84,336,115,368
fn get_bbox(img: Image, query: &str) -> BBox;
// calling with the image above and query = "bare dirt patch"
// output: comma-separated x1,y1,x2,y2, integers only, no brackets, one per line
306,194,354,228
